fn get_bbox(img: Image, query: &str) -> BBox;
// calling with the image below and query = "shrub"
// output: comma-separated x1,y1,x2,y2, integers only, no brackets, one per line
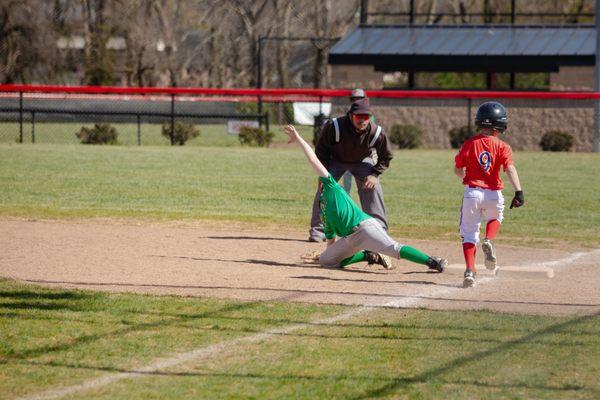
162,121,200,145
539,130,574,152
388,124,422,149
238,126,274,147
75,123,119,144
448,126,474,149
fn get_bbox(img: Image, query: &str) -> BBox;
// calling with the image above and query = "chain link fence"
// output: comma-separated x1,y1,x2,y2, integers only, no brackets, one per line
1,86,598,151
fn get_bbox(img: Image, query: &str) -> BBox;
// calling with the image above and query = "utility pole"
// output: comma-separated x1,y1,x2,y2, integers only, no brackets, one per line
360,0,368,24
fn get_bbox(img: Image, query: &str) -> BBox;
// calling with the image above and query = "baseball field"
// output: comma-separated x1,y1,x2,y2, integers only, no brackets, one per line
1,138,599,399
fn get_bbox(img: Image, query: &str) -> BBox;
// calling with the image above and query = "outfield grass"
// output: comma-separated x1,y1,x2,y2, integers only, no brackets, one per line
0,123,314,146
0,143,598,247
1,279,598,399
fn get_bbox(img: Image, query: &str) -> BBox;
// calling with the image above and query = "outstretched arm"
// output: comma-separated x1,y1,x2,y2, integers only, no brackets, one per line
284,125,329,178
506,164,524,208
505,165,522,191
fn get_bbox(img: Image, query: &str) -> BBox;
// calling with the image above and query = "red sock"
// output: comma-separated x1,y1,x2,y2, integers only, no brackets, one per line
486,220,501,240
462,242,476,271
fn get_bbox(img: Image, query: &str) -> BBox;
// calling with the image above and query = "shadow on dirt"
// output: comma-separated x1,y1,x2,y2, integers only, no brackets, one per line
204,235,307,243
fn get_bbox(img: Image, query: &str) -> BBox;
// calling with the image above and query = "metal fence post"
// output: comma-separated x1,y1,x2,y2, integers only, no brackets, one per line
137,114,141,146
467,98,472,134
31,111,35,143
319,96,323,116
170,94,175,145
257,35,263,128
265,111,270,133
19,91,23,143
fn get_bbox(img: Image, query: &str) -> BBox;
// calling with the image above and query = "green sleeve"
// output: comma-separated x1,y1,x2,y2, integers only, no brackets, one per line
324,224,336,240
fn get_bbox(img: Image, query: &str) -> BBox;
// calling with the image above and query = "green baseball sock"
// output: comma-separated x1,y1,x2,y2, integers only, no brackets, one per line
340,251,366,267
399,245,430,265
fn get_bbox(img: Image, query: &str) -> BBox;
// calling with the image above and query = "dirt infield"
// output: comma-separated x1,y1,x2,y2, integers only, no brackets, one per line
1,218,599,316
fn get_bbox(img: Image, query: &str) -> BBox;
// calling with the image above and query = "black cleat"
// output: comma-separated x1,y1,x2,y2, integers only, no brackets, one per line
426,257,447,273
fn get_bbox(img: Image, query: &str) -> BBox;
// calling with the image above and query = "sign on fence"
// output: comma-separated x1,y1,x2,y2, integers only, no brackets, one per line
227,120,259,134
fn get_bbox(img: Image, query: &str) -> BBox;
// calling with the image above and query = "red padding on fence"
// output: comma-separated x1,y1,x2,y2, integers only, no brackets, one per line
1,84,600,100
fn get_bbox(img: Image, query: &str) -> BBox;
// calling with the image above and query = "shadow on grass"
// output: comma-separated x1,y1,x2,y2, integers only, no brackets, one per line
14,353,590,394
142,322,594,346
0,288,92,313
347,311,600,399
0,301,86,312
0,299,265,362
21,279,600,309
0,290,87,300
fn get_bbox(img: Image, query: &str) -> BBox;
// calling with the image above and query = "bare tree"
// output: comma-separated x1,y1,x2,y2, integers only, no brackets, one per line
152,0,182,86
0,0,36,83
81,0,116,85
272,0,293,88
118,0,157,86
227,0,271,87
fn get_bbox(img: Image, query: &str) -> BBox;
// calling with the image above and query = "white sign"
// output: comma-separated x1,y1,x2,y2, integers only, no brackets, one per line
227,120,259,134
293,102,331,125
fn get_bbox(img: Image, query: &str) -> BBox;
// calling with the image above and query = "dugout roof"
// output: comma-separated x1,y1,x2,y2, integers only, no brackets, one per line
328,25,596,72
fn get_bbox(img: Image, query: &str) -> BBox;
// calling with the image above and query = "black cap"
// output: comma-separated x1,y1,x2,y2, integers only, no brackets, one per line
349,98,372,115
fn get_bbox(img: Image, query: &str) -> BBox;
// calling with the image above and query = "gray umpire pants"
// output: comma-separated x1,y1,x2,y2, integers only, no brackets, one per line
309,157,388,240
319,218,402,268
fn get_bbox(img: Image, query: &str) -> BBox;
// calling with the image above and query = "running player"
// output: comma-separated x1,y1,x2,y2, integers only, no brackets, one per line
285,124,447,272
454,101,524,288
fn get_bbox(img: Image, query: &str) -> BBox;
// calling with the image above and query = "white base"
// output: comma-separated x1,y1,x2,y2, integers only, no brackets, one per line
445,264,554,279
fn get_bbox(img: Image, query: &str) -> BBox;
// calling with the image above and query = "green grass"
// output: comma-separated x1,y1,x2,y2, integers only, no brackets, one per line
1,279,598,399
0,123,313,146
0,144,598,247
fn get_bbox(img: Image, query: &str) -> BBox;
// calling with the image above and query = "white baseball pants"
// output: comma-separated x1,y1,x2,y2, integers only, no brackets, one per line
459,186,504,244
319,218,402,268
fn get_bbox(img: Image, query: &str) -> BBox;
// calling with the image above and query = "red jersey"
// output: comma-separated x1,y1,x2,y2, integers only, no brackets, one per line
454,134,513,190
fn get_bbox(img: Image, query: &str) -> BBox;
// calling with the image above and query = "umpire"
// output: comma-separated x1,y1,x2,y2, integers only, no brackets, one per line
308,98,393,242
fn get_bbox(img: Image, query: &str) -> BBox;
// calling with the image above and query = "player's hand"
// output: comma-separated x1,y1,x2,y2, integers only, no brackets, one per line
364,175,378,190
284,125,299,144
510,190,524,209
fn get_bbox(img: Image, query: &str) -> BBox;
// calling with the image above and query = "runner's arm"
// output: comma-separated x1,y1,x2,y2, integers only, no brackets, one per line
505,164,522,191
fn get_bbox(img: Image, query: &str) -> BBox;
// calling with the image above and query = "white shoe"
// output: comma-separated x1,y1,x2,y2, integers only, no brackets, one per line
463,270,476,288
482,239,497,270
379,254,394,270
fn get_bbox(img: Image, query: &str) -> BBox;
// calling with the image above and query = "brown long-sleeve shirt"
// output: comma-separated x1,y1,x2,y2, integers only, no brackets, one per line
315,114,393,176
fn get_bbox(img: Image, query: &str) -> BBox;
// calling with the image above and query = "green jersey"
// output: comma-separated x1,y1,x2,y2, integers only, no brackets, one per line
319,174,371,239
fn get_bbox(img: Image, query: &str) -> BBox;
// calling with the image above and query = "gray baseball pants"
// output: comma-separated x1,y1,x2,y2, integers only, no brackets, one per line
309,157,388,240
319,218,403,268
